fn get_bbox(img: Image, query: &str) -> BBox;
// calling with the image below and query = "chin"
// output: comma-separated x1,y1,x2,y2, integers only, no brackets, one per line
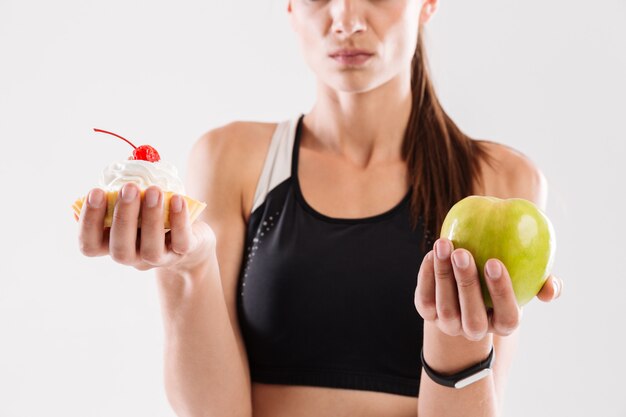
322,72,385,94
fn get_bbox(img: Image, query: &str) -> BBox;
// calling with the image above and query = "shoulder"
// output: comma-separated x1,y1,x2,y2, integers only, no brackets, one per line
190,120,277,170
474,140,548,210
186,120,279,218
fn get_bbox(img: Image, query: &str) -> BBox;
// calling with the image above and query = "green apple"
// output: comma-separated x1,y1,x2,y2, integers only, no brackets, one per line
440,196,556,307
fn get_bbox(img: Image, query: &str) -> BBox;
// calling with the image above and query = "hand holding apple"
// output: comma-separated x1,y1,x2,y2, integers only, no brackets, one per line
416,239,513,339
415,193,562,340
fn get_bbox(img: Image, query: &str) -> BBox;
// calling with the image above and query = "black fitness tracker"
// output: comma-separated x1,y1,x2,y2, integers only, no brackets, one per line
421,346,495,389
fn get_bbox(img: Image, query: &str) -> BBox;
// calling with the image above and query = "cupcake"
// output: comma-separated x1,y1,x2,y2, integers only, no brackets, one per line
73,129,206,228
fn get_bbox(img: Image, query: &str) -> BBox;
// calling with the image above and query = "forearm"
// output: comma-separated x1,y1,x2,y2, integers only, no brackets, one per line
156,254,251,417
418,322,499,417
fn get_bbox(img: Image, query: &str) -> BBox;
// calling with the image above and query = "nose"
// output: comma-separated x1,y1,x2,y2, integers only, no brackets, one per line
330,0,367,37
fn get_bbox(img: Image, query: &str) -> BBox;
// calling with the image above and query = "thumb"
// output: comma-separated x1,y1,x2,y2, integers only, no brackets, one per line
536,275,562,302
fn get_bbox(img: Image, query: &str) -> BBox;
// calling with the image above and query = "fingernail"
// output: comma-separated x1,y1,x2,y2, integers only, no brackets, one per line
87,189,104,208
171,195,183,213
145,188,160,208
120,184,137,202
435,240,451,260
486,260,501,279
452,251,469,269
552,278,560,299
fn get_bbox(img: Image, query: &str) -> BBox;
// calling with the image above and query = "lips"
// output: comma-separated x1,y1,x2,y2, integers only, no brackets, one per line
329,49,374,66
329,49,374,58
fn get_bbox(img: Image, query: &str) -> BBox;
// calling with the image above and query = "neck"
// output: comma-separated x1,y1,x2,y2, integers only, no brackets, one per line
304,71,413,168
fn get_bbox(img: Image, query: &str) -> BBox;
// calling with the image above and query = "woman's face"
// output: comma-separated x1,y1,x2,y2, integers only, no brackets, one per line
288,0,437,94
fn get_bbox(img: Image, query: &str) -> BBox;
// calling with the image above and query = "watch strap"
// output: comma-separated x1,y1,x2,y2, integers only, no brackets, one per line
421,346,495,389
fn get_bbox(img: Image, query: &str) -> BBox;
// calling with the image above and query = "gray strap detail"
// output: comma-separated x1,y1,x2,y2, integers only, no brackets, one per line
251,117,299,214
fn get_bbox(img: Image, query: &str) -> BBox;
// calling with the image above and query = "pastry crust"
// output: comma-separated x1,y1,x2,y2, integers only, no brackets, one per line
73,190,206,228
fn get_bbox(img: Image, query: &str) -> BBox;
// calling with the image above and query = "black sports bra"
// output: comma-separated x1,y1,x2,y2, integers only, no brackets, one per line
237,115,431,397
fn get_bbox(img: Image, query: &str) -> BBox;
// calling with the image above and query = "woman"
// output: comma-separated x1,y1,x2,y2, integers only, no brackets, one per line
78,0,562,416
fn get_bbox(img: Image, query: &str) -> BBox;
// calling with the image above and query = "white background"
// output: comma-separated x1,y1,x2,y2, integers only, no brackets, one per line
1,1,625,416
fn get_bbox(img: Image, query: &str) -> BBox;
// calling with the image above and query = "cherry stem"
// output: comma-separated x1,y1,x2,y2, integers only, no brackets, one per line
93,128,137,149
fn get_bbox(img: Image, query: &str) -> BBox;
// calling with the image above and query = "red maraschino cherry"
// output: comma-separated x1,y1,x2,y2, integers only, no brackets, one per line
93,128,161,162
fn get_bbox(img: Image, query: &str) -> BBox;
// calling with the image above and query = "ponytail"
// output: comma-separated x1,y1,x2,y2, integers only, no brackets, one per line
403,28,490,247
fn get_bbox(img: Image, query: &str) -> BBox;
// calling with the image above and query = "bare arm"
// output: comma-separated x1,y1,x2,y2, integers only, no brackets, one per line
157,250,250,417
77,122,273,416
157,127,252,417
78,179,248,417
415,145,562,417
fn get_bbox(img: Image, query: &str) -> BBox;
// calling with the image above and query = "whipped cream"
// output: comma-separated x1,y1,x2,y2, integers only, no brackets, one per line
99,160,185,194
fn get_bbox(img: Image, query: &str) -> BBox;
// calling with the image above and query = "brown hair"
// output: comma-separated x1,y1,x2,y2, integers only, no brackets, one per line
403,27,491,246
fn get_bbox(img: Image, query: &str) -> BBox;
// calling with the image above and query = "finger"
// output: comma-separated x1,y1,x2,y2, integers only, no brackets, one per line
168,195,195,256
78,188,108,257
451,249,488,341
434,239,461,336
536,275,563,302
139,186,166,266
415,251,437,321
109,183,141,265
484,259,520,336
